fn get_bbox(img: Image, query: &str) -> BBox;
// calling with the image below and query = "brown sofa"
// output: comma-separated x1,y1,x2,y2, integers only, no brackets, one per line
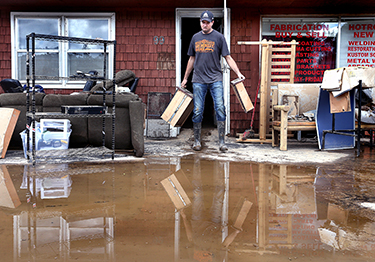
0,92,145,157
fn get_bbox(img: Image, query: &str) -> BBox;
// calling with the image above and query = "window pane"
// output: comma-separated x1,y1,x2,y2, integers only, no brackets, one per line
68,19,108,50
68,53,106,76
262,18,338,83
18,52,59,80
13,14,114,87
339,19,375,67
18,18,59,49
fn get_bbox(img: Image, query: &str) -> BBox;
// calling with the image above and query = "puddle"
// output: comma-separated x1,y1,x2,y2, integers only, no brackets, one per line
1,156,375,261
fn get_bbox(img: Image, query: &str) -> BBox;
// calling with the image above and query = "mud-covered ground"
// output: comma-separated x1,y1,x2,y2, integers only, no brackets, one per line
143,127,357,165
0,127,358,166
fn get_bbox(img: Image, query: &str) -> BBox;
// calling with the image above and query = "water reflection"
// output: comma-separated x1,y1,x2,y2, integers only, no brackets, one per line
1,164,115,261
21,165,73,200
162,158,235,261
0,158,374,261
0,165,21,209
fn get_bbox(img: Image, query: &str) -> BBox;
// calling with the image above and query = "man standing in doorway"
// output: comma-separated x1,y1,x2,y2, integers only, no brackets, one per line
181,10,245,152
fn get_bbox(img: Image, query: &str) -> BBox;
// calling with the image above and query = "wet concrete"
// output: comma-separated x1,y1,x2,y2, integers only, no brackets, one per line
1,149,375,261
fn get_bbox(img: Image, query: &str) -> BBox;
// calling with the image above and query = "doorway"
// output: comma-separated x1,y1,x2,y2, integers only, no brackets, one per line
176,8,230,130
180,17,223,128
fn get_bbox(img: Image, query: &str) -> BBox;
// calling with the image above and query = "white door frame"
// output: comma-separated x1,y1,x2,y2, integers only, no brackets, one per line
175,8,231,133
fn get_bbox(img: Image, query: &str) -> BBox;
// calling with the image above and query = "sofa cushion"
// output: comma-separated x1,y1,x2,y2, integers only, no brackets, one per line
0,92,45,106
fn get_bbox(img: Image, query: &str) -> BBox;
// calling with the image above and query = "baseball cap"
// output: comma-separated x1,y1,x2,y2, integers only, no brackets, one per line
200,10,214,22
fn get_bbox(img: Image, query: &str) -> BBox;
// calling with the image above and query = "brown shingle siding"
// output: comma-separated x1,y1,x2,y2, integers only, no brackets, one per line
228,9,260,136
0,8,11,84
0,7,260,134
116,8,176,108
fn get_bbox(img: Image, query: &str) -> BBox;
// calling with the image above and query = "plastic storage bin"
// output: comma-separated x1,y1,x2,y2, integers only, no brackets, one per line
20,119,71,158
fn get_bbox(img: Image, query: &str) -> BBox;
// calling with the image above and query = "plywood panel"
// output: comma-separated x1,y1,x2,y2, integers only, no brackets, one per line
0,165,21,208
0,108,20,158
161,87,193,127
231,78,254,113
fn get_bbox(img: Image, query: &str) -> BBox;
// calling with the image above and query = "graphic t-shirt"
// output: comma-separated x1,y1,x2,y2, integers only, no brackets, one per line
187,29,230,84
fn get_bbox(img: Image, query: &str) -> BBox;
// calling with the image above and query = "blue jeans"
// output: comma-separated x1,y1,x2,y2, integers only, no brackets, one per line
192,81,226,123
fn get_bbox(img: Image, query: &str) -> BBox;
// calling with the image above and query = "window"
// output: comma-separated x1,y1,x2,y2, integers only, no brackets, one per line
262,17,339,84
11,13,115,89
339,18,375,68
262,16,375,83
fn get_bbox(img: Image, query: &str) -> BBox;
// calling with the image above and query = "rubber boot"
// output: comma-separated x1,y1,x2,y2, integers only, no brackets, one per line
217,121,228,152
192,122,202,151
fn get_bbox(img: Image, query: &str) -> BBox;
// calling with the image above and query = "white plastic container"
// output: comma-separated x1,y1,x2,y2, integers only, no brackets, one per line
40,119,71,133
20,119,72,158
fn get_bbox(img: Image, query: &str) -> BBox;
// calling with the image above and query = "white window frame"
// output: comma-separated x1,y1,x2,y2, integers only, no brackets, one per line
11,12,116,89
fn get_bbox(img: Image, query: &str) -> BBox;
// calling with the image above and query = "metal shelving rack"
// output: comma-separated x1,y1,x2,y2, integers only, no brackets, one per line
25,33,116,164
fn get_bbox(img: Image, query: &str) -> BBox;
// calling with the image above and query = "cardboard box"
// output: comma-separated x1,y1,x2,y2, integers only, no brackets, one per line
344,66,375,88
161,87,193,127
231,78,254,113
0,108,20,158
320,67,344,91
161,173,191,211
321,67,375,97
329,91,351,113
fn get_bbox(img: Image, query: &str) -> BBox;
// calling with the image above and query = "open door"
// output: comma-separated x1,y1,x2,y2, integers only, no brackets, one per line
176,8,231,133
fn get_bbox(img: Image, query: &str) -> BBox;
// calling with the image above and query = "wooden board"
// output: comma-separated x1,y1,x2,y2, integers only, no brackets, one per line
232,199,253,230
231,78,254,113
0,108,20,158
273,121,315,127
0,165,21,208
161,87,193,127
237,136,272,143
161,173,191,211
316,89,355,150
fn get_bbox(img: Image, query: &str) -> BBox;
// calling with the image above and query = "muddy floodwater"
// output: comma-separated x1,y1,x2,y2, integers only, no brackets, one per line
1,152,375,262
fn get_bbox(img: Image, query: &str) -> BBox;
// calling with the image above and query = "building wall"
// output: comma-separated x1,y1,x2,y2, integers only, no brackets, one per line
0,7,260,135
115,8,177,105
114,8,261,136
229,9,260,136
0,8,11,81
